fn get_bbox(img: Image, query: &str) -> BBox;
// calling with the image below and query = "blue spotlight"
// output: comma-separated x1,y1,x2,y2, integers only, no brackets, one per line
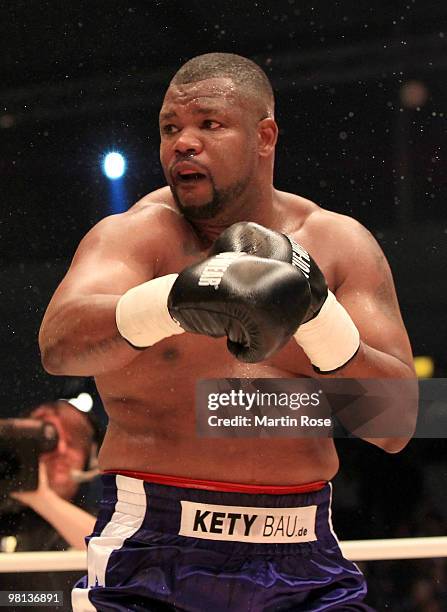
103,152,126,180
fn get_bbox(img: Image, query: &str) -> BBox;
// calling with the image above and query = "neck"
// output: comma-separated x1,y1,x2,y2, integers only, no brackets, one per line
188,184,279,247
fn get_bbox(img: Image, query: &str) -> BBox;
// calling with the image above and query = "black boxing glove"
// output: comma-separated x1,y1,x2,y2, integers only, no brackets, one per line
167,252,311,363
211,222,360,373
210,221,326,322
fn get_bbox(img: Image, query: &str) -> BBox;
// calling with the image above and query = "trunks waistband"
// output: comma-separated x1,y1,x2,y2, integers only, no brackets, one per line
103,469,327,494
97,474,336,548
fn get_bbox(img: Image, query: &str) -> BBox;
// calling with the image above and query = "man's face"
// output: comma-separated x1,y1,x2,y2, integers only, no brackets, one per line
31,404,91,500
159,77,260,220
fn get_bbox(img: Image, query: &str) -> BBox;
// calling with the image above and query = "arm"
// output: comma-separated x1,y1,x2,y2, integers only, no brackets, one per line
211,219,417,452
39,212,161,376
10,463,96,550
330,220,414,379
312,216,417,451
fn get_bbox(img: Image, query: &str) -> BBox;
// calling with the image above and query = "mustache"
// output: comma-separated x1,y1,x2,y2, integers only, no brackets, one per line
169,158,211,179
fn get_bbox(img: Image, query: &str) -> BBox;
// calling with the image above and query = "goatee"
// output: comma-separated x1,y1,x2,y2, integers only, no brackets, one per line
171,177,250,221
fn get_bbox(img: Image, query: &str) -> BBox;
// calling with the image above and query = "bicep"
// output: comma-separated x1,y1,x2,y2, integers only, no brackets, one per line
45,217,154,310
334,226,414,367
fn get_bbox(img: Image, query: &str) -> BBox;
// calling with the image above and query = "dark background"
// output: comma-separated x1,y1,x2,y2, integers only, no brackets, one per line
1,1,446,608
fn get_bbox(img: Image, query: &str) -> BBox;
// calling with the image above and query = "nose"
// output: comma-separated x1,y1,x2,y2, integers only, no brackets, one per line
54,429,67,455
174,128,203,157
57,437,68,454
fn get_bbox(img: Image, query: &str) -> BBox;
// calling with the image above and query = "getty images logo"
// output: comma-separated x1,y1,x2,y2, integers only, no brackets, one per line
198,252,247,290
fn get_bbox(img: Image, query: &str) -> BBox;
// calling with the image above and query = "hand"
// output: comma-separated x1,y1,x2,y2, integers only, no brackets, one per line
210,222,360,373
168,252,311,362
10,461,52,509
210,221,327,321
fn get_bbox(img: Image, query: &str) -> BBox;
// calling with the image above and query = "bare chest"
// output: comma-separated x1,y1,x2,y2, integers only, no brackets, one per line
98,224,335,408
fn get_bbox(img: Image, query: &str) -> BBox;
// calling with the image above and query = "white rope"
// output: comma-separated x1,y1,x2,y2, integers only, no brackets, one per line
0,550,86,572
1,537,447,572
341,536,447,561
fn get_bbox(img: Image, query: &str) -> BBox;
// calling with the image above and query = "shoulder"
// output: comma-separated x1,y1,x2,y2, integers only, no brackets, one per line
281,192,378,248
277,188,379,252
278,192,363,241
304,207,377,246
281,193,387,289
84,195,186,249
309,210,390,291
69,195,193,276
132,185,176,210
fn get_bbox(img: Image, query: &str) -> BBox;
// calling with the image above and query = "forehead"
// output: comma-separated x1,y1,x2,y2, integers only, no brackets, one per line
160,77,242,117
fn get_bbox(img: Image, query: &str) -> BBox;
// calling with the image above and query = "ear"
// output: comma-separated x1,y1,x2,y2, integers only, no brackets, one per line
257,118,278,157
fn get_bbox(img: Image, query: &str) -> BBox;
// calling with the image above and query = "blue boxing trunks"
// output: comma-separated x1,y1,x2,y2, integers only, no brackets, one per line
72,472,373,611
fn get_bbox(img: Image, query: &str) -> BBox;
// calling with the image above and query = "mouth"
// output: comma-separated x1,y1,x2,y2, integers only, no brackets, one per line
176,171,207,183
172,162,209,186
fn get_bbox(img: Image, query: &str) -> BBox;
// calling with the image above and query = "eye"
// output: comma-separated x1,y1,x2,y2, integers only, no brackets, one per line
161,124,179,135
202,119,221,130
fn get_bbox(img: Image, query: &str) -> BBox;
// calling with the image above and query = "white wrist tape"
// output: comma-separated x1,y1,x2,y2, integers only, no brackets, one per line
116,274,184,348
294,291,360,372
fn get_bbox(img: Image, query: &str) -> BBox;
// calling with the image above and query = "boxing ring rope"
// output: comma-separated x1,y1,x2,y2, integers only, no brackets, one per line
1,537,446,572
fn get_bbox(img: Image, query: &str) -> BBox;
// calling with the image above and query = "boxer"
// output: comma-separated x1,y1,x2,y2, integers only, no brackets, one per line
39,52,416,611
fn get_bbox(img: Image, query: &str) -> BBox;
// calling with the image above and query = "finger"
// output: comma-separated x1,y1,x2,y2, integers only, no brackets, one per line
38,460,49,485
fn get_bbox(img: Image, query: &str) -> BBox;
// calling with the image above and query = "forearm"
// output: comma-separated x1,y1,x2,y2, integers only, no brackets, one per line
293,288,417,452
326,342,418,452
28,490,96,550
331,341,415,379
40,295,139,376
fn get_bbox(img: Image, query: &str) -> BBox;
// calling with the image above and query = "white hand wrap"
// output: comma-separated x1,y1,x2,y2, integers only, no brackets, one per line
115,274,184,348
294,291,360,373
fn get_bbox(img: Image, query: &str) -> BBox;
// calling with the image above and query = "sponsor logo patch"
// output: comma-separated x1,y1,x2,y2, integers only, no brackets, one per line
179,501,317,543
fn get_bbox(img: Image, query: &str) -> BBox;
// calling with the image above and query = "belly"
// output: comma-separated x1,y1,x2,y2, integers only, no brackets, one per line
95,333,339,484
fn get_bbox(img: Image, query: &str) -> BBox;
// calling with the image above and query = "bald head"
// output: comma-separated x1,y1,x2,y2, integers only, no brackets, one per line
169,52,275,119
